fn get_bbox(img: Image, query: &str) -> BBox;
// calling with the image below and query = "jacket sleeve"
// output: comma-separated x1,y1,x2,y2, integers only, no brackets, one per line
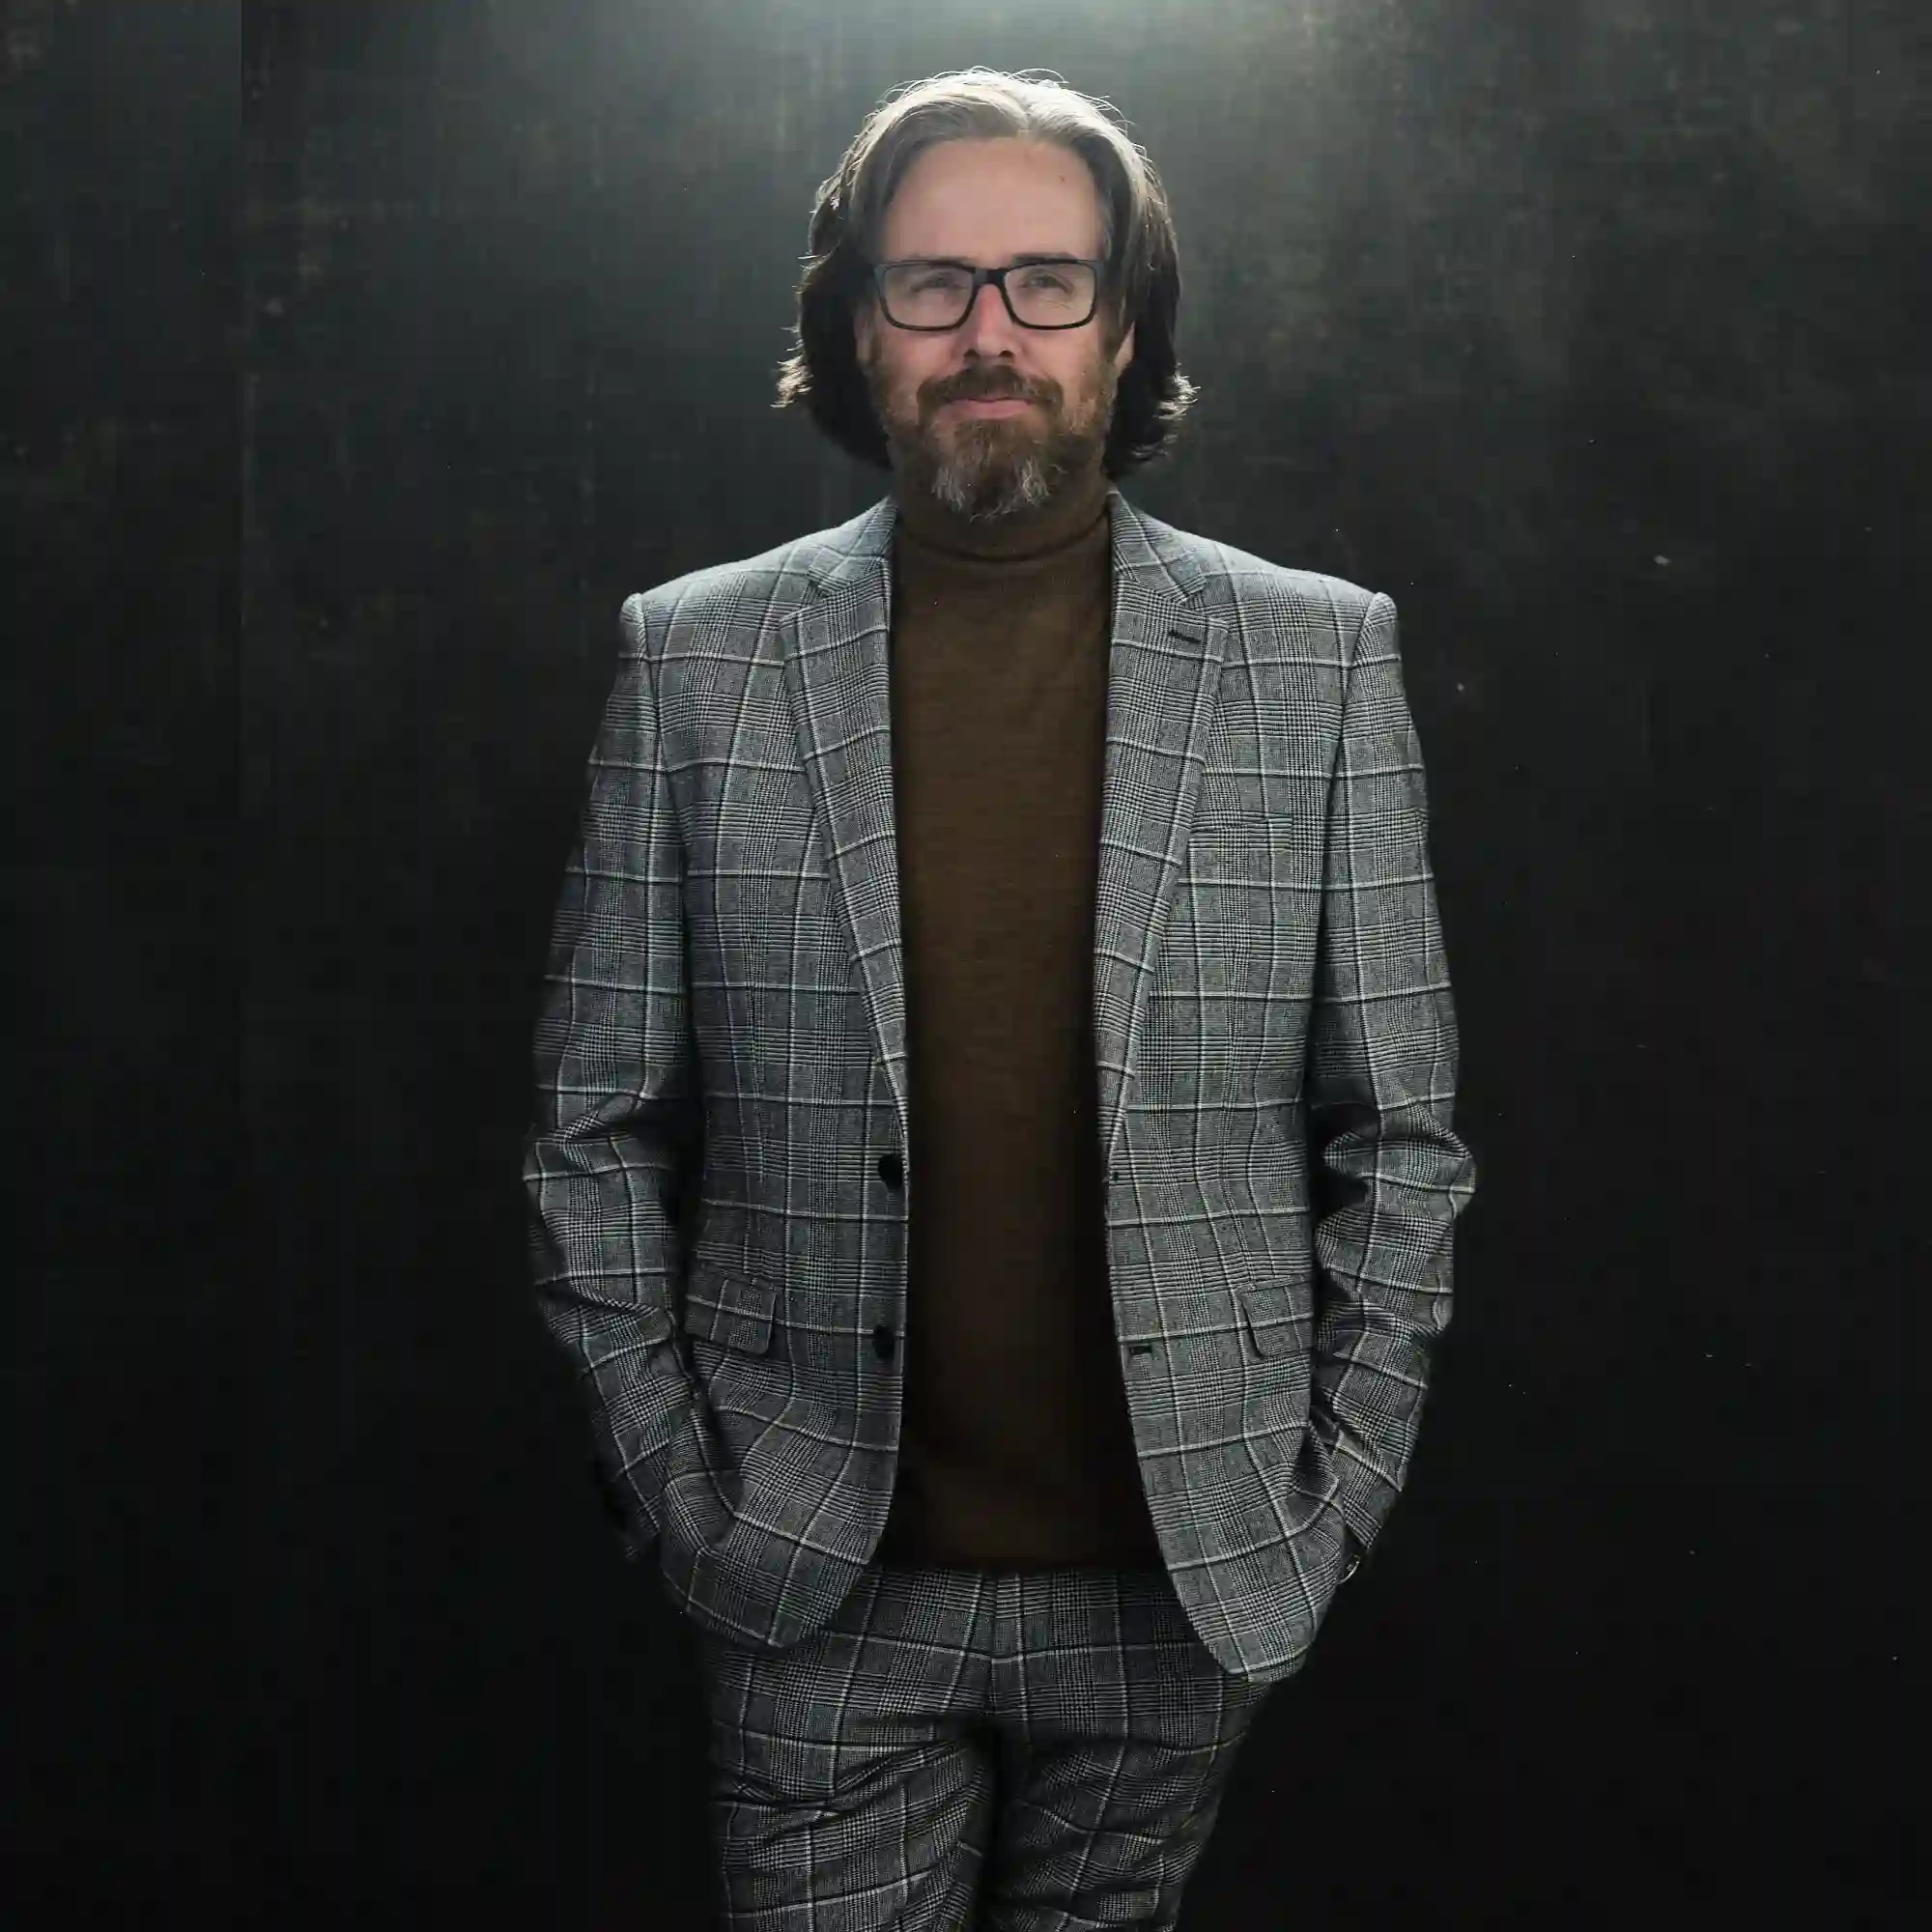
521,591,701,1560
1302,589,1477,1568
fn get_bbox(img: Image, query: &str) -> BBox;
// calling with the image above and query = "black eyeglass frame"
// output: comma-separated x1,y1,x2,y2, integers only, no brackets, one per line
867,256,1110,331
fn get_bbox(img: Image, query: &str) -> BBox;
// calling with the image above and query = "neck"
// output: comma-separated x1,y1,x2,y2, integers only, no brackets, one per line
891,461,1111,562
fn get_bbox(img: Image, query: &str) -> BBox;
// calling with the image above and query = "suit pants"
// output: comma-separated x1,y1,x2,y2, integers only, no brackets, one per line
695,1558,1280,1930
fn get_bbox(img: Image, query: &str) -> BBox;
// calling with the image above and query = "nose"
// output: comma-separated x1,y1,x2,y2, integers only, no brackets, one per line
954,275,1024,353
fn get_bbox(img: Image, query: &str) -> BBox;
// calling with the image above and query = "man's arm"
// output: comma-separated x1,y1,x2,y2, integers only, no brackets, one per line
521,591,699,1559
1302,589,1478,1576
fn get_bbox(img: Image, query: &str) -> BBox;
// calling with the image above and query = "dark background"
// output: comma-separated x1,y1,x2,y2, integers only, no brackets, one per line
6,0,1926,1923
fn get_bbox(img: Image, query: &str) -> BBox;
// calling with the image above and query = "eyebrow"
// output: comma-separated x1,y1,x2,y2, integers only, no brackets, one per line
906,252,1087,267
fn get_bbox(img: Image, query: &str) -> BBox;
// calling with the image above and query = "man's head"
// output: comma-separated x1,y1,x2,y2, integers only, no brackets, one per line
775,70,1200,521
854,136,1133,524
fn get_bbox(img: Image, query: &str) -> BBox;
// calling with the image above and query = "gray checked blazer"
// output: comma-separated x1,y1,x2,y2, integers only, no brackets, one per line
522,486,1477,1685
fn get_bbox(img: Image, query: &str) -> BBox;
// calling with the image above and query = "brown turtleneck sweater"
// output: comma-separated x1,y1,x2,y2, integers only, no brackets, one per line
873,460,1165,1572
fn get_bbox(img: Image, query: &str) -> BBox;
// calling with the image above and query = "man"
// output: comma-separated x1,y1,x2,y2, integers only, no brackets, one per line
523,67,1477,1932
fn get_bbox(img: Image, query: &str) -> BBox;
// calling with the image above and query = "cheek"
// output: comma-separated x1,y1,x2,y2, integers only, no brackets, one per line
896,358,945,411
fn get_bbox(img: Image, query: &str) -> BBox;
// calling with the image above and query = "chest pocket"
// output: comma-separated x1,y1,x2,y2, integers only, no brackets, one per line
1181,812,1323,919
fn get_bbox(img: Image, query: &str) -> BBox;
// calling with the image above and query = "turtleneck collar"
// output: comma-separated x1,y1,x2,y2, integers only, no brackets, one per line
890,460,1112,565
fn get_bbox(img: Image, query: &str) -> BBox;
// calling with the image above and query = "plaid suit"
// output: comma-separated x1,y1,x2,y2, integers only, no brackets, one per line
523,486,1475,1692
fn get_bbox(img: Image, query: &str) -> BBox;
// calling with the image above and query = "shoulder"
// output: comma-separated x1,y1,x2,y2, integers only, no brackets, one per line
1140,506,1393,663
1181,526,1384,624
618,503,882,655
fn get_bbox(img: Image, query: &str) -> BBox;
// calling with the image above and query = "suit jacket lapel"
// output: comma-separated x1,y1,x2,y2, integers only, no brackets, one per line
776,488,1228,1172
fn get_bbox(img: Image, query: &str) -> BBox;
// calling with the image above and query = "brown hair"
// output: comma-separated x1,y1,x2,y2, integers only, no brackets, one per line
773,67,1200,478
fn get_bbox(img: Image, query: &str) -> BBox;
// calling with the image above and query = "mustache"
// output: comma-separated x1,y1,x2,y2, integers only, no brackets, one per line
935,380,1037,406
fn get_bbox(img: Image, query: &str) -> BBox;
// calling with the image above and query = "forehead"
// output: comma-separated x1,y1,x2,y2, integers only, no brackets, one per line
879,136,1105,257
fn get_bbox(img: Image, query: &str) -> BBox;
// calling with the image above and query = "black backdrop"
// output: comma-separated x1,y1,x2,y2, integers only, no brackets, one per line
7,1,1926,1924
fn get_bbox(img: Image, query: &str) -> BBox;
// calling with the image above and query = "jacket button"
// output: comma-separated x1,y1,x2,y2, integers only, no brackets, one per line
877,1152,903,1189
871,1323,895,1360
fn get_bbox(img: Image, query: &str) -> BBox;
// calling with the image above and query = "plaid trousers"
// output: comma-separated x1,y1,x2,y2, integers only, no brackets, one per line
694,1558,1281,1930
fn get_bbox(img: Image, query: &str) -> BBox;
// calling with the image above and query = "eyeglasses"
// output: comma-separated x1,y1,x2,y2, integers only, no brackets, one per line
870,256,1106,331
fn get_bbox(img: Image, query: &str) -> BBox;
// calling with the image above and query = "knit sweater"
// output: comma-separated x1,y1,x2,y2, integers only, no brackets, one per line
872,459,1166,1572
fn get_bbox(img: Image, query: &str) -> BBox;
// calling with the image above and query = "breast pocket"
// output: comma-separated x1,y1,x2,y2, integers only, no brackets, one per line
1170,813,1322,1004
1147,818,1322,1083
1186,811,1323,885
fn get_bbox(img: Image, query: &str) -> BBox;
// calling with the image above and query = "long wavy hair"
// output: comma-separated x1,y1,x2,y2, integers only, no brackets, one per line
773,68,1200,479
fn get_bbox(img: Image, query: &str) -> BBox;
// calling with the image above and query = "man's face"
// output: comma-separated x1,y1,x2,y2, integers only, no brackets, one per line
853,136,1136,525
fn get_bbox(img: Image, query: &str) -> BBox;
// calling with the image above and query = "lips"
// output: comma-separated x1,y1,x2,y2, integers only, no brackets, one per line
942,396,1034,419
943,389,1031,408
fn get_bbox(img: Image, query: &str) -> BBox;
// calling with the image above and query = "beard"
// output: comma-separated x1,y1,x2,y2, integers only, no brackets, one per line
863,345,1121,526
